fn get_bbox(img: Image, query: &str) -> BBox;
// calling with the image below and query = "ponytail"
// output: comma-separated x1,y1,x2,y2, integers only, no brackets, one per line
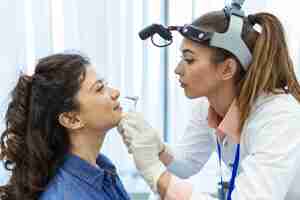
0,74,33,199
192,11,300,133
238,13,300,132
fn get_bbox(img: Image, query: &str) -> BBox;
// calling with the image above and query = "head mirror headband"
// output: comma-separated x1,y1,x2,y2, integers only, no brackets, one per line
138,0,252,70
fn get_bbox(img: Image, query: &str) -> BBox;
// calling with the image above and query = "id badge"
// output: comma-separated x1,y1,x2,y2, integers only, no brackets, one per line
217,181,229,200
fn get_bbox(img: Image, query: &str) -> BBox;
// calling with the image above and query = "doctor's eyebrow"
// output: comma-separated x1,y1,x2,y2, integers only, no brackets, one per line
181,49,195,55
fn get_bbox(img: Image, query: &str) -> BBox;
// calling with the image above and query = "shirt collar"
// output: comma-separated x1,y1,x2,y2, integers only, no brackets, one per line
207,99,241,143
61,153,116,191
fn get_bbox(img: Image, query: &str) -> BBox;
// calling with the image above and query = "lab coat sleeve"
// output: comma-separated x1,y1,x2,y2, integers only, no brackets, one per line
167,98,216,178
230,110,300,199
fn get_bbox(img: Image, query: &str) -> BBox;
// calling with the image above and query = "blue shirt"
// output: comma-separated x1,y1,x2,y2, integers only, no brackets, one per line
39,153,130,200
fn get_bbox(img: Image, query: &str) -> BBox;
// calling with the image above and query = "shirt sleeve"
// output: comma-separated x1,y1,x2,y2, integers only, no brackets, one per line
167,98,216,178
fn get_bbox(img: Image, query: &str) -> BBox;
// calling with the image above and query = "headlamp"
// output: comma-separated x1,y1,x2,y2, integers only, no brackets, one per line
138,0,252,70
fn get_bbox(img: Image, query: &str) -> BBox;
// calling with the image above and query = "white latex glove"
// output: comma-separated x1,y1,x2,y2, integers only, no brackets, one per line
117,112,165,154
118,112,166,192
117,113,134,153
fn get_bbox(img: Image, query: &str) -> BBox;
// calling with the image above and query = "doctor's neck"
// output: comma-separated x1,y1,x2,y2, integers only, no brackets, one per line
207,83,236,117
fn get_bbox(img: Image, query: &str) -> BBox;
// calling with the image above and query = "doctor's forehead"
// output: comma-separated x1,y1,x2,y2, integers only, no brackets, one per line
180,39,197,54
180,39,210,55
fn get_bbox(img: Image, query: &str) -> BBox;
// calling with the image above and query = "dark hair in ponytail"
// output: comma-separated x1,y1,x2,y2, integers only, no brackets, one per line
192,11,300,132
0,53,90,200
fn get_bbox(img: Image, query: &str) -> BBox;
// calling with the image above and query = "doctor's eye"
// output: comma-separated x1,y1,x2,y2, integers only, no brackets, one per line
180,56,194,64
185,59,194,64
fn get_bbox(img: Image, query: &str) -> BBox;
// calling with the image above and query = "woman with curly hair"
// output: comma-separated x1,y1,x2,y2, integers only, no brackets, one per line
0,53,129,200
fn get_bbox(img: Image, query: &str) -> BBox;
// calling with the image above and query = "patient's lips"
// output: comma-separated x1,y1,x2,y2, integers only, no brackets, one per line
114,102,122,111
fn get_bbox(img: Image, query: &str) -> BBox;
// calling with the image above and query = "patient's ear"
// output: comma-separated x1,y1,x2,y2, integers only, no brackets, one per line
58,111,85,130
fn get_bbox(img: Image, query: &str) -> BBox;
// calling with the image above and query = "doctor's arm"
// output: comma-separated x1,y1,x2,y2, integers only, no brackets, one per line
118,111,217,199
120,107,300,199
120,98,214,179
159,99,215,178
156,110,300,199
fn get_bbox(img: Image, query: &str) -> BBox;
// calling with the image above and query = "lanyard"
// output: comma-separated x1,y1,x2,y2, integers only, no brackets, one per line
217,138,240,200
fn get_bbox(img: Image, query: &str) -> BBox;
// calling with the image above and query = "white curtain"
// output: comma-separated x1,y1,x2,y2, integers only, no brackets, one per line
1,0,299,195
0,0,53,185
0,0,167,192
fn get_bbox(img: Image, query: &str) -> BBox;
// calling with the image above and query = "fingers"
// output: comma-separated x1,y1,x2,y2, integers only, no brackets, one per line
117,123,124,134
118,121,137,154
117,111,152,154
120,133,133,154
117,112,139,136
120,112,145,128
121,123,136,139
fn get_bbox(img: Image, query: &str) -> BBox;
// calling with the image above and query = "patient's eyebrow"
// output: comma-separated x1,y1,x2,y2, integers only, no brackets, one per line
89,79,105,92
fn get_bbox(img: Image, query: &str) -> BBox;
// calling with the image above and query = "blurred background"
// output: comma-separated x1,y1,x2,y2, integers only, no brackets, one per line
0,0,299,199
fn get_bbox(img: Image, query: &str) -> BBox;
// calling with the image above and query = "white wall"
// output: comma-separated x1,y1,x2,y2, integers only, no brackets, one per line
0,0,26,185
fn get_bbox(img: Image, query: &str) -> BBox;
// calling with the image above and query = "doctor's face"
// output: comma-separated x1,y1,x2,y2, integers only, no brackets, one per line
174,39,221,99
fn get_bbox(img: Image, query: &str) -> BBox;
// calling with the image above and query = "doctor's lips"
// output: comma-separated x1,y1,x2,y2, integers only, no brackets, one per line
179,80,187,88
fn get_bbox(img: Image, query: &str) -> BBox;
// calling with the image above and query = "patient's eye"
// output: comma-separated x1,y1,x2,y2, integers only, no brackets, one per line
96,84,104,92
95,80,108,93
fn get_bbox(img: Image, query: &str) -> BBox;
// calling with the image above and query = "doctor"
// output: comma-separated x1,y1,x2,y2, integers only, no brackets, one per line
119,1,300,200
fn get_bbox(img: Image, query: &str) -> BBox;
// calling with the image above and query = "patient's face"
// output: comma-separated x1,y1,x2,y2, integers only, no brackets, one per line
76,66,121,133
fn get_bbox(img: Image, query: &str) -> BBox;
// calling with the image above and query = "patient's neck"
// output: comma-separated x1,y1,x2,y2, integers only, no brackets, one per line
70,129,106,167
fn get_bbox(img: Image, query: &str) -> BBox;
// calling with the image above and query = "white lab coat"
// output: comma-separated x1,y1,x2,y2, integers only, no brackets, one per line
166,93,300,199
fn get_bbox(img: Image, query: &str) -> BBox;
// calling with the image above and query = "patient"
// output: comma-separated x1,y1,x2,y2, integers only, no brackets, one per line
0,53,130,200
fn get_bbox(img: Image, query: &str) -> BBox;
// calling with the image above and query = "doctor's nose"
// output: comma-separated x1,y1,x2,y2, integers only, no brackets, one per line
174,62,184,76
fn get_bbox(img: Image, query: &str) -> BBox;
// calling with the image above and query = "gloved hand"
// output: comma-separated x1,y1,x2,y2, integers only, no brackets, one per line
118,112,165,154
118,112,167,192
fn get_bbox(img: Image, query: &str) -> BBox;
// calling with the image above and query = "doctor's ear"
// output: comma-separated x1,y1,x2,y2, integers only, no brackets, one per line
58,111,85,130
216,58,238,81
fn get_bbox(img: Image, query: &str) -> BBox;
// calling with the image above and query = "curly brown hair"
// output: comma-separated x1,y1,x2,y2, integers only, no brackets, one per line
0,53,90,200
